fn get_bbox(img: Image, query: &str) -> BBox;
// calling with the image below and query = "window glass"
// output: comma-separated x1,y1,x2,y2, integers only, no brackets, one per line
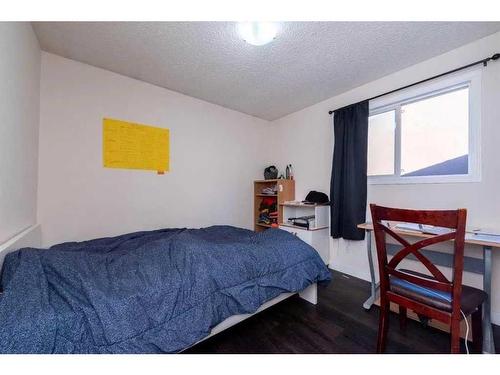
400,88,469,177
368,110,396,176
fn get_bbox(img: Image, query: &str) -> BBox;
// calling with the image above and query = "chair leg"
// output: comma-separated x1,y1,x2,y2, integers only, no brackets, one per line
377,302,390,353
399,305,407,332
450,318,461,354
471,305,483,354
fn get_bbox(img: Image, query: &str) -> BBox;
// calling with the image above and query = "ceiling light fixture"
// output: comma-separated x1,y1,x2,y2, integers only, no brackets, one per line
237,22,278,46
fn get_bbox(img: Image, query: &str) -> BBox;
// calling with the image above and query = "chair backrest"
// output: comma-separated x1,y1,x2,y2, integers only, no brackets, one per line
369,204,467,310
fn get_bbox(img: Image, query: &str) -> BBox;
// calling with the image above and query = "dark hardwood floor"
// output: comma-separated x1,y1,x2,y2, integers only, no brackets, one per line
185,270,500,354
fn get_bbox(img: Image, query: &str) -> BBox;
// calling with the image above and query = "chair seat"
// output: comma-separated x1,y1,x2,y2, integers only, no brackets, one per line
390,269,487,315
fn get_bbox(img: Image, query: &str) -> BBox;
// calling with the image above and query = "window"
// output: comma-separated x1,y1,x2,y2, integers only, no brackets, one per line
368,110,396,176
367,69,481,184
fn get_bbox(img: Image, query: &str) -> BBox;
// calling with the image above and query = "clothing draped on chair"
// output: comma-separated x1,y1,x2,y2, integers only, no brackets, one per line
330,100,369,240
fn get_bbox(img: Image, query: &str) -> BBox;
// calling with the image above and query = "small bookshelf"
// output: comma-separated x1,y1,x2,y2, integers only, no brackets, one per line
254,179,295,232
278,201,330,265
279,202,329,230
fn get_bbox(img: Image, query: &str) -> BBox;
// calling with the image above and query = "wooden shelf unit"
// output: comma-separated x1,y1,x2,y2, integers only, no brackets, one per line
254,179,295,232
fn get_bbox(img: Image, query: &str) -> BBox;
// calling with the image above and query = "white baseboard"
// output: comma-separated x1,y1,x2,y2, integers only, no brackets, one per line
0,224,41,268
328,263,371,283
491,311,500,326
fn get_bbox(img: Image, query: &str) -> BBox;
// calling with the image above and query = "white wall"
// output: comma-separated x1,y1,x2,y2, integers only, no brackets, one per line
0,23,41,244
270,31,500,323
38,52,270,246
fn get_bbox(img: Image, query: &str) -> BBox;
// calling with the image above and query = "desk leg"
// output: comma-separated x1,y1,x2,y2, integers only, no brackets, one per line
483,246,495,354
363,230,379,310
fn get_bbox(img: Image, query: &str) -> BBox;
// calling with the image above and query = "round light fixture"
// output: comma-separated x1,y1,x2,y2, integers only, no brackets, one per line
237,22,278,46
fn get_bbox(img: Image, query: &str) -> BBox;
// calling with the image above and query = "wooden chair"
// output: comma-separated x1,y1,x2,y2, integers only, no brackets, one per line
369,204,487,354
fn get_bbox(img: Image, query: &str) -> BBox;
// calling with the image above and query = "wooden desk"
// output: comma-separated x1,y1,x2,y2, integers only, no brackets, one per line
358,222,497,354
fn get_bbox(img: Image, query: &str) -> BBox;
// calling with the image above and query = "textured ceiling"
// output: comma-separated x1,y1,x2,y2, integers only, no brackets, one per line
33,22,500,120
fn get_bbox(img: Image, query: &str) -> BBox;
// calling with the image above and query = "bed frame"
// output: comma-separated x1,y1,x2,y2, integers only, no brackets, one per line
0,224,41,268
0,225,318,352
186,283,317,350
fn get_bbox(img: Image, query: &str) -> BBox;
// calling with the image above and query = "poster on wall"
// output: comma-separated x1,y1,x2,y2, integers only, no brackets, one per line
102,118,170,174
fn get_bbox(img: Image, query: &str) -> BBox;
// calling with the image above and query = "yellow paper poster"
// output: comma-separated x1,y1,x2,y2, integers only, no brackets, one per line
103,118,169,173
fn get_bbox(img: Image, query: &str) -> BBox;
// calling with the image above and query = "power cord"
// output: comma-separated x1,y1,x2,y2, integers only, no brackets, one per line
460,309,470,355
413,287,470,354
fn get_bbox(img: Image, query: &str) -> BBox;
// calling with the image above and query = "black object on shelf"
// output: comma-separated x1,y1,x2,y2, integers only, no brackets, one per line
303,191,329,204
264,165,278,180
287,215,315,230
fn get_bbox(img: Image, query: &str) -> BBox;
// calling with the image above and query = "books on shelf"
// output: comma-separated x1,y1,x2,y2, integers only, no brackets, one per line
261,186,278,195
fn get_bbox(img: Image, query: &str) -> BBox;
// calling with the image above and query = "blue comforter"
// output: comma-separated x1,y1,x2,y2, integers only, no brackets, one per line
0,226,330,353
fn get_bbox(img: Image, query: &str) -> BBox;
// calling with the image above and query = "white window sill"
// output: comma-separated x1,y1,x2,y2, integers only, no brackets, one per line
368,173,481,185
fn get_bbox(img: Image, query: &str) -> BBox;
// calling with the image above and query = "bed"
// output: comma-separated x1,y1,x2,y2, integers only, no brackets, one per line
0,225,331,353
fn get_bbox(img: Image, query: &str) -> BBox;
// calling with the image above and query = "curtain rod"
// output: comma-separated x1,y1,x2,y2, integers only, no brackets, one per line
328,52,500,115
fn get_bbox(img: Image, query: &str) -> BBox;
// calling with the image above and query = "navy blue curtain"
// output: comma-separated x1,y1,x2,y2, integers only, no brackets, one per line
330,100,369,240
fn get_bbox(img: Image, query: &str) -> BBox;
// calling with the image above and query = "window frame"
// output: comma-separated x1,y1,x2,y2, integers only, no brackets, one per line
368,68,482,185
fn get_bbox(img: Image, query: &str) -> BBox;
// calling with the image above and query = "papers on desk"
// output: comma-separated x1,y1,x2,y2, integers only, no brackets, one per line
394,222,452,235
466,231,500,244
394,223,500,244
